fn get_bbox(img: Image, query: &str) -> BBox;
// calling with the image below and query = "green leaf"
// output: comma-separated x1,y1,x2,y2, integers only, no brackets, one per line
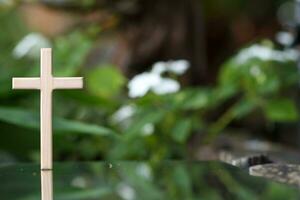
53,31,92,77
179,89,214,110
172,166,192,197
215,84,238,101
218,60,241,87
171,119,192,143
86,66,126,99
232,99,256,118
264,99,299,122
0,10,35,98
0,107,117,136
125,110,165,139
262,183,300,200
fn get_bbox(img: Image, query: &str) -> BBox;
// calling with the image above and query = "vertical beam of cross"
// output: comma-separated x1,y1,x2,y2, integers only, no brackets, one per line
12,48,83,170
40,49,53,171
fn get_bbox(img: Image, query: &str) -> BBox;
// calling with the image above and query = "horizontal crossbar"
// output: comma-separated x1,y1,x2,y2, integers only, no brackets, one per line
12,78,40,90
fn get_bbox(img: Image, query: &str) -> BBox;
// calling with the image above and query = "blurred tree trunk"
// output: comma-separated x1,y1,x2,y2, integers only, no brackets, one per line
120,0,207,84
23,0,282,86
37,0,208,84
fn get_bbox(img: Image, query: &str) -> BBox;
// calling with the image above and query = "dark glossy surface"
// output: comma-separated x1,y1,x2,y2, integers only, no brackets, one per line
0,161,299,200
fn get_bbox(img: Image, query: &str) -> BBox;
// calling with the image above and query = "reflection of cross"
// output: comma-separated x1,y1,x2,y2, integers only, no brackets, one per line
12,48,83,170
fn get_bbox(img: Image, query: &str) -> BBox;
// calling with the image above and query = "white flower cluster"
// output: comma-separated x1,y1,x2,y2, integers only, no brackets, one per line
13,33,51,59
276,31,294,46
235,44,299,64
128,60,190,98
151,60,190,75
112,61,189,136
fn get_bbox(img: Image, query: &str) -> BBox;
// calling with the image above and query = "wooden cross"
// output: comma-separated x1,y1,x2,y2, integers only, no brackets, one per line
41,170,53,200
12,48,83,170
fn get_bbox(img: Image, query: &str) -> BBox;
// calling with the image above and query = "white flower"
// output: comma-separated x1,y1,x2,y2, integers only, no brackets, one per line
142,123,154,136
235,44,298,64
152,78,180,95
13,33,51,59
128,72,180,98
151,60,190,75
128,60,189,98
128,72,161,98
276,31,294,46
128,60,187,98
112,105,136,123
152,62,167,74
167,60,190,75
128,74,180,98
117,183,136,200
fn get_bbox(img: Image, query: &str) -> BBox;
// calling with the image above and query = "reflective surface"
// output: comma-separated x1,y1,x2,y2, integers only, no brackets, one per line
0,161,299,200
41,170,53,200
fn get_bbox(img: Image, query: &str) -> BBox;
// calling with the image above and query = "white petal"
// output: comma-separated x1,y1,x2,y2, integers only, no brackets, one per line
112,105,136,123
235,44,298,64
13,33,51,59
142,123,154,136
235,45,272,63
152,78,180,95
151,61,168,74
276,31,294,46
167,60,190,75
128,72,161,98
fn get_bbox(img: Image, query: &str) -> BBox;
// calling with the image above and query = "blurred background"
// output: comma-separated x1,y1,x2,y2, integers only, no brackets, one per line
0,0,299,165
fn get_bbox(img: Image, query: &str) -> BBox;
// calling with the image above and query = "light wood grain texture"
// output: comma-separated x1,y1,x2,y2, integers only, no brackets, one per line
12,78,40,89
41,170,53,200
40,48,53,170
53,77,83,89
12,48,83,171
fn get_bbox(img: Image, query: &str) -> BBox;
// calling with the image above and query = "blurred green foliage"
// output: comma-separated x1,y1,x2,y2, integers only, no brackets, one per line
0,5,299,164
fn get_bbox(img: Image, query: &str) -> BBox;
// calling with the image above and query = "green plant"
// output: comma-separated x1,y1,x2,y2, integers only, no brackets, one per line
0,7,299,163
